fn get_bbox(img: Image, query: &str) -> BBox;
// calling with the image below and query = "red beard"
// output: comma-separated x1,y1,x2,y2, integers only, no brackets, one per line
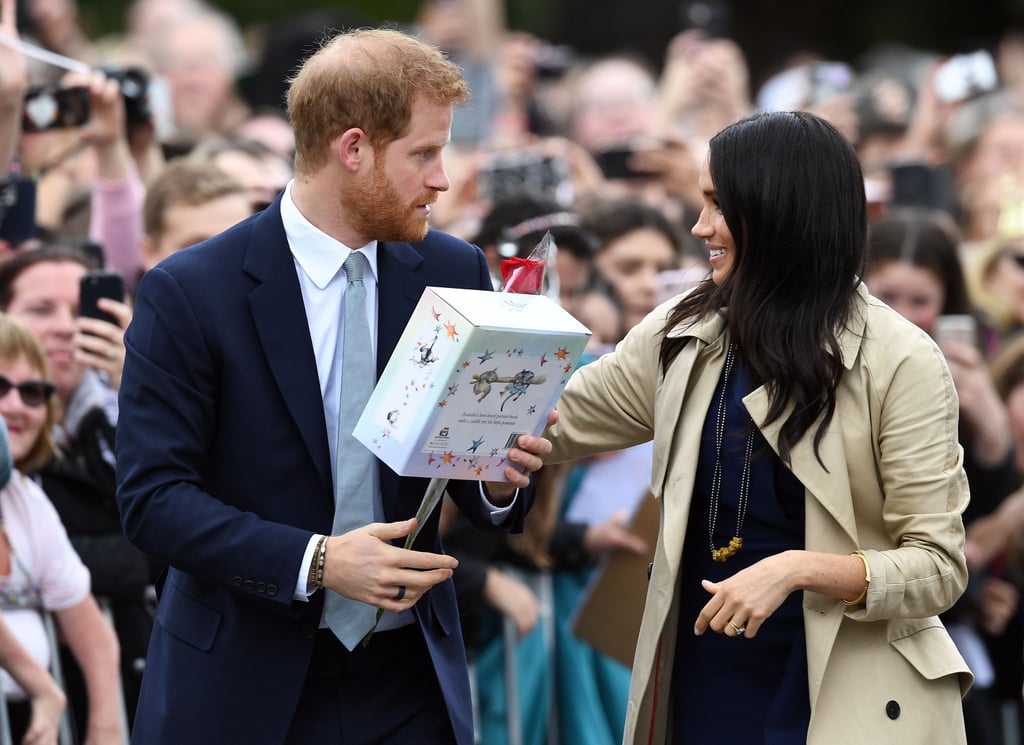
346,160,436,244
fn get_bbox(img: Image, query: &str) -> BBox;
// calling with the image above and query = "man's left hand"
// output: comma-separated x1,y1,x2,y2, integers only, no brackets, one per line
484,410,557,502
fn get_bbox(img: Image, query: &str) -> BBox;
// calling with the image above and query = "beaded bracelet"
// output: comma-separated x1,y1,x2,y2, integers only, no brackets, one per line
307,535,327,592
314,535,327,590
842,550,871,605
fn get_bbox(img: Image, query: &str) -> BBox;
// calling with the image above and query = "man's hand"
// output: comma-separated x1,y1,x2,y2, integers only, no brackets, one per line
322,519,458,612
484,409,557,503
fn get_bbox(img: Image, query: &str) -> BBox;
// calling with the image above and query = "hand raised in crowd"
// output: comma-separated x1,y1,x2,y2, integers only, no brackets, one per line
582,509,649,557
0,0,28,174
629,136,703,212
890,58,958,163
653,30,752,143
59,68,132,181
484,567,540,638
977,575,1019,637
964,487,1024,569
940,339,1012,466
0,0,27,107
75,297,131,391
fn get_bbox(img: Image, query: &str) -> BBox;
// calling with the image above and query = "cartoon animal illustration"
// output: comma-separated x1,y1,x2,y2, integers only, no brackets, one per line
470,368,547,408
472,368,500,401
413,331,439,367
500,369,544,411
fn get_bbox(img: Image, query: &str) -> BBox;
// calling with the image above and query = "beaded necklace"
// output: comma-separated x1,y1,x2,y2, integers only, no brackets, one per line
0,504,41,609
707,343,754,562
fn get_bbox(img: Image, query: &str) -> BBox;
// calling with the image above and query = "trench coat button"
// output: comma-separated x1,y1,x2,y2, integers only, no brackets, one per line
885,700,900,720
647,563,653,580
244,580,254,591
232,576,242,587
267,584,278,596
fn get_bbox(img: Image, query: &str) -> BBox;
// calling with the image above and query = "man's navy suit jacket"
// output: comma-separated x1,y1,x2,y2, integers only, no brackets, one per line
115,198,530,744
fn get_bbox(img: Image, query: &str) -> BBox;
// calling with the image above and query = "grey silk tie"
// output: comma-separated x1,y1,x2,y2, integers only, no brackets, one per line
323,251,378,650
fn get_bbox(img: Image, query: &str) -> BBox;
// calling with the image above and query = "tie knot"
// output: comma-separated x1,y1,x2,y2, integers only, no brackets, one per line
344,251,366,283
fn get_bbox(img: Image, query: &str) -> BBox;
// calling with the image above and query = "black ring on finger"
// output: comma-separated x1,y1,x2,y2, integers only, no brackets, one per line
392,585,406,602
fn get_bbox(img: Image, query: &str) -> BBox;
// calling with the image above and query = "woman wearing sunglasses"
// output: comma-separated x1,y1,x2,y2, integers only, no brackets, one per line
0,244,155,732
0,314,123,745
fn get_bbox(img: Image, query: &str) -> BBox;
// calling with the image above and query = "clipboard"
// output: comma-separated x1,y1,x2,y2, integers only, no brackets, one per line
570,491,659,668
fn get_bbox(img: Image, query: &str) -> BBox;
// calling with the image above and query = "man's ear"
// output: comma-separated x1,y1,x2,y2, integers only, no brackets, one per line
140,234,159,272
336,128,371,171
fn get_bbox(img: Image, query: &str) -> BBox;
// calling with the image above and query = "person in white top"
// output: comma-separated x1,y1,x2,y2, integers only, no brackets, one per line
0,314,122,745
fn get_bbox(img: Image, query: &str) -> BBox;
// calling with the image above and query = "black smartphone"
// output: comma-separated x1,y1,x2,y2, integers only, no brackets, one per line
594,146,658,181
477,151,571,204
22,85,90,133
79,270,124,326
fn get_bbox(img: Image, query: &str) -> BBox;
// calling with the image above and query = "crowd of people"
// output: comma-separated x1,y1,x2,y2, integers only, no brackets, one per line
0,0,1021,743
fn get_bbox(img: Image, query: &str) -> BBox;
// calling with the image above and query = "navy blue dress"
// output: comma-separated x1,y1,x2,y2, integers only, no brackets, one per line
673,353,810,744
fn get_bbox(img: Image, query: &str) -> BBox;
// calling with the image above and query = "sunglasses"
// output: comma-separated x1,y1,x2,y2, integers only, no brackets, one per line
0,375,56,408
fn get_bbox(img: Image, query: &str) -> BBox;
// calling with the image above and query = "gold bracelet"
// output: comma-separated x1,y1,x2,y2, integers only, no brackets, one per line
842,550,871,605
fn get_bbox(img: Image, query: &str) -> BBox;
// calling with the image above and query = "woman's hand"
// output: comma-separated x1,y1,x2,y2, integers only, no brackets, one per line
977,576,1019,636
693,551,798,638
75,297,131,391
694,550,870,638
942,339,1012,466
23,680,65,745
582,510,648,557
484,568,540,638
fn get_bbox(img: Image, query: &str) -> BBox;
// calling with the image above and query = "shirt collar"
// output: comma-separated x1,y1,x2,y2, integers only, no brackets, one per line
280,180,379,289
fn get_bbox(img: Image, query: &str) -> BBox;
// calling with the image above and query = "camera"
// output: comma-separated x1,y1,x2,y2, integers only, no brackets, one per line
22,85,90,132
100,65,153,128
478,151,572,206
534,44,576,79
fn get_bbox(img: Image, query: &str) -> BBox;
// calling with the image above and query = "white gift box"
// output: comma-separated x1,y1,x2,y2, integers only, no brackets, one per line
354,286,591,480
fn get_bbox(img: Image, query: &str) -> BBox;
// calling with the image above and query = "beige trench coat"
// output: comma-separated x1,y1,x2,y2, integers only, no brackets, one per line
547,284,973,744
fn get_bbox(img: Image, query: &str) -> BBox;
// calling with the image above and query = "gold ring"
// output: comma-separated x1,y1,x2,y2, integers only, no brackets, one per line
728,620,746,636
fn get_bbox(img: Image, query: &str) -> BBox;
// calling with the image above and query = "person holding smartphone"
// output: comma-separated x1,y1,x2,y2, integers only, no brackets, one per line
0,244,153,732
864,206,1017,745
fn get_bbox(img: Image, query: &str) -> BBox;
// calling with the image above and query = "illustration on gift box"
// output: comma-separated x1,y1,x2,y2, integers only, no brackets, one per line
352,234,589,481
354,231,590,646
366,311,580,478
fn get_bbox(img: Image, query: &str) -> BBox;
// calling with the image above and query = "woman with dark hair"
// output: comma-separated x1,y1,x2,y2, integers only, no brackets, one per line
540,111,972,743
578,194,693,334
867,208,973,334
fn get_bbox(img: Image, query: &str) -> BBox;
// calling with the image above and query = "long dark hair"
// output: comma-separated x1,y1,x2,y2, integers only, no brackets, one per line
660,111,868,466
867,207,971,316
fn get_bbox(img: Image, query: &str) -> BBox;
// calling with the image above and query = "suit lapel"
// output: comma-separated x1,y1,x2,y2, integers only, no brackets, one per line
375,240,425,379
243,201,333,496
